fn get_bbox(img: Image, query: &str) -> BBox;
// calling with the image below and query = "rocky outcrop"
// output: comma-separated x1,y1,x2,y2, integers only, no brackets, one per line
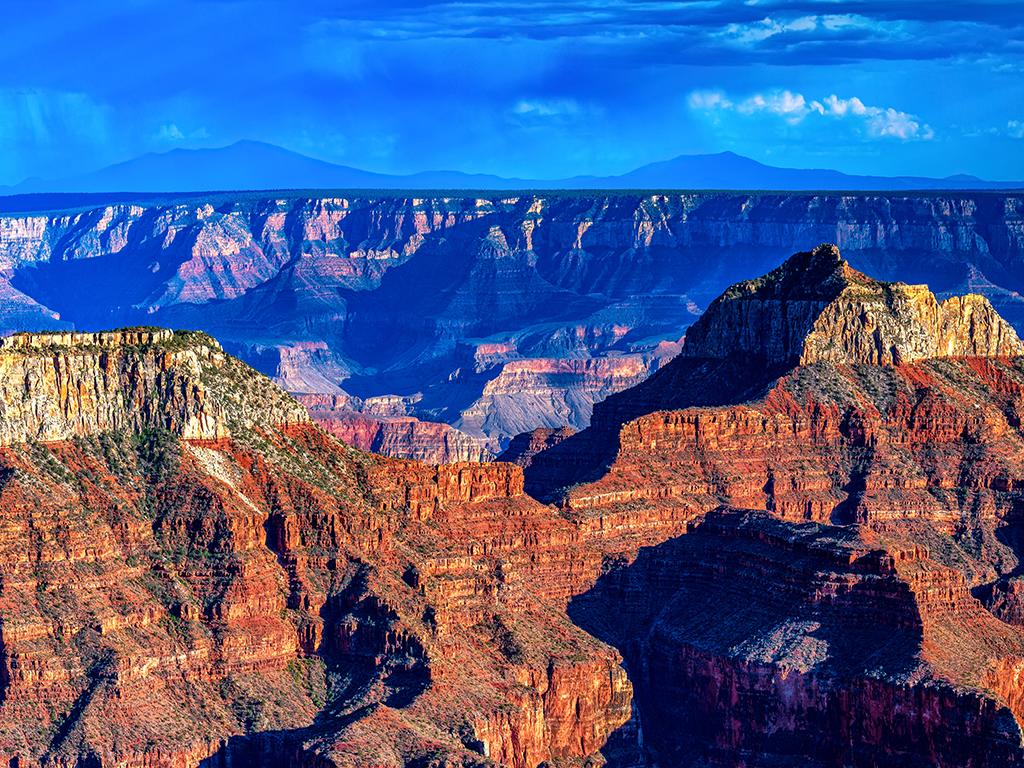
0,332,627,768
518,247,1024,766
683,244,1024,366
297,393,492,463
497,427,576,468
9,242,1024,767
0,328,307,444
454,355,657,450
572,510,1024,767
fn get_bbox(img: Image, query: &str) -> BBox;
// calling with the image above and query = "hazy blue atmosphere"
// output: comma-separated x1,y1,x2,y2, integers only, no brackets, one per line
3,0,1023,186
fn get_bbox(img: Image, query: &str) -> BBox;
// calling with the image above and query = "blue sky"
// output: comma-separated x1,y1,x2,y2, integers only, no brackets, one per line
2,0,1023,184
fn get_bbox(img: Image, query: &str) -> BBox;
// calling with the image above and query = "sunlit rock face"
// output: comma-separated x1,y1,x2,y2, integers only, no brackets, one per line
0,330,629,768
521,247,1024,766
2,192,1024,456
0,329,307,444
4,246,1024,767
684,243,1023,367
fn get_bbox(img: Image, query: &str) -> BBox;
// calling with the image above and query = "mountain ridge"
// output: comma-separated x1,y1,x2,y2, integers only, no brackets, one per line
5,140,1023,195
4,191,1024,456
683,243,1024,366
522,243,1024,504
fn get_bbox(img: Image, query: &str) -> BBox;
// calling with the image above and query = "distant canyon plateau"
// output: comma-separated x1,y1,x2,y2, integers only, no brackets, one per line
1,191,1024,460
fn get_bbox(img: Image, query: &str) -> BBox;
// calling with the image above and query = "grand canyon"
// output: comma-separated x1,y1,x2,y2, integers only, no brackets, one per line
3,192,1024,462
0,241,1024,766
6,1,1024,764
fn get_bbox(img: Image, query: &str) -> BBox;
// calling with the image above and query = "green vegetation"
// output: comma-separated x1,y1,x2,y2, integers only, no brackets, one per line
133,427,181,488
287,658,327,709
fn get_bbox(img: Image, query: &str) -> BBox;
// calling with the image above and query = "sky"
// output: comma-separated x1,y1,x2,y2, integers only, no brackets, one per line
1,0,1023,185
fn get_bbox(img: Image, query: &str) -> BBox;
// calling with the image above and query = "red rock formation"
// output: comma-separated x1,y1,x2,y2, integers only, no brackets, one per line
8,244,1024,768
0,331,626,768
496,427,576,468
297,393,492,463
521,245,1024,766
571,510,1024,767
455,355,657,449
9,192,1024,449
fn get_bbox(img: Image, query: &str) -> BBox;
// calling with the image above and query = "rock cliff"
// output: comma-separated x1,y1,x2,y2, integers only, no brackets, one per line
572,510,1024,767
520,246,1024,766
7,242,1024,767
0,328,307,444
297,393,492,463
684,243,1023,366
0,330,627,768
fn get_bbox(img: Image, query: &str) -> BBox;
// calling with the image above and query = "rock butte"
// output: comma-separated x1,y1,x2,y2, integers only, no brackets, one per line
3,245,1024,766
0,328,629,768
525,244,1024,766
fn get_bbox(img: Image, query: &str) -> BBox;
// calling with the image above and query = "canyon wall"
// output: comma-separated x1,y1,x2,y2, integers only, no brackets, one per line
571,510,1024,768
520,246,1024,766
2,193,1024,453
5,240,1024,767
0,330,628,768
0,329,307,444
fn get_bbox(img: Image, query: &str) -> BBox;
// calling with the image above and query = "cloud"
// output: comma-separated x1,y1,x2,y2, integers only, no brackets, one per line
738,90,810,122
688,90,733,111
154,122,209,144
812,95,934,140
512,98,584,118
296,1,1024,68
691,88,934,140
721,14,831,45
1009,120,1024,139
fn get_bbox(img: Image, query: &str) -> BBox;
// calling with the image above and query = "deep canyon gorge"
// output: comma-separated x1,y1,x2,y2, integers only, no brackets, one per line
0,243,1023,765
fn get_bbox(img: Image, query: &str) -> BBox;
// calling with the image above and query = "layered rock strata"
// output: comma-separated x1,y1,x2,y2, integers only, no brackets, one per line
521,245,1024,766
0,330,627,768
572,510,1024,767
4,192,1024,452
0,328,307,444
7,243,1024,767
297,393,492,463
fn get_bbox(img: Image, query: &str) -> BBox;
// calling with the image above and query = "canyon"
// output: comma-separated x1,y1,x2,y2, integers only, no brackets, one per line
2,192,1024,459
0,329,629,768
2,245,1024,766
525,245,1024,765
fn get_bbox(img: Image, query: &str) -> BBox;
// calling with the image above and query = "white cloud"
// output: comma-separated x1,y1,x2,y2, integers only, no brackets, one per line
688,90,733,111
719,14,874,46
1009,120,1024,139
738,90,809,123
512,98,584,118
724,15,819,45
154,123,209,144
689,88,934,141
811,95,934,140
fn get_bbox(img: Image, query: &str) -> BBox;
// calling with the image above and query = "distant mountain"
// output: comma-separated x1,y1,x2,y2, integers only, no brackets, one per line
5,140,523,195
4,141,1022,195
595,151,1022,191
